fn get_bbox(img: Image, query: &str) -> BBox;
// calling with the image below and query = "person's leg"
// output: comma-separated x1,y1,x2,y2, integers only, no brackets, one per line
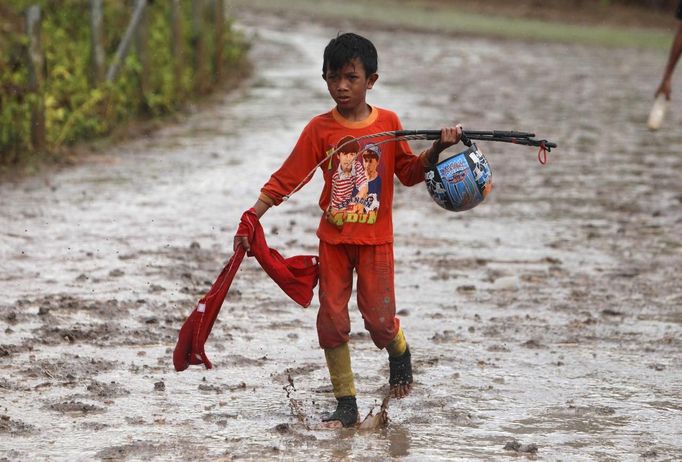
356,243,412,398
318,241,358,427
321,343,358,427
317,241,355,348
356,242,398,346
386,327,412,398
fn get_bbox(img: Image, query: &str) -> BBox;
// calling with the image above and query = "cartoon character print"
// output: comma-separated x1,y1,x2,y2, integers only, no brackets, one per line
326,137,382,227
425,169,448,209
360,143,382,213
441,154,480,210
468,148,493,198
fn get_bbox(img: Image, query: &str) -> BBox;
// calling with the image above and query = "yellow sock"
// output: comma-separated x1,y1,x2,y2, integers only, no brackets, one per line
324,342,356,398
386,327,407,358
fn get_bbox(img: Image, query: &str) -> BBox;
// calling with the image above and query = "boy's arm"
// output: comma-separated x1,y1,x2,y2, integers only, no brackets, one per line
233,123,321,252
419,126,463,167
233,198,271,252
395,125,462,186
259,128,321,205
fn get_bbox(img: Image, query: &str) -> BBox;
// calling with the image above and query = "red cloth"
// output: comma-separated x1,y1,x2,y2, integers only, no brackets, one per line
173,248,245,371
173,209,319,371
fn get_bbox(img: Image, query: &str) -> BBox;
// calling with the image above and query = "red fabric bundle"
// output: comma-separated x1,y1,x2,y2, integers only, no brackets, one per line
173,248,245,371
173,209,319,372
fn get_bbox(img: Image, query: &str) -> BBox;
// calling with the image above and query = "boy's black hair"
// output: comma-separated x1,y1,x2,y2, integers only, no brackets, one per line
322,33,378,78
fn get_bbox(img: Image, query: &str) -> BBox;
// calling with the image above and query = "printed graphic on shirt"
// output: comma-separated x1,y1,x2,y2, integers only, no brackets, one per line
327,136,382,226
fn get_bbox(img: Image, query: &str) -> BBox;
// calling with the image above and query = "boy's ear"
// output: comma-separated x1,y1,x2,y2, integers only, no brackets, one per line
366,73,379,89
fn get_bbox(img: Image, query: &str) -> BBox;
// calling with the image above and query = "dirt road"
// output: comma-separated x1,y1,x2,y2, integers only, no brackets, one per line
1,7,681,462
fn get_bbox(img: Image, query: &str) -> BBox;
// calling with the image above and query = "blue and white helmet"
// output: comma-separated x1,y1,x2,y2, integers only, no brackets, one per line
424,143,493,212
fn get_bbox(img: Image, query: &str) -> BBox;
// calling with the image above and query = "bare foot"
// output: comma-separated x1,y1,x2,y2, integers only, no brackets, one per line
319,397,358,428
317,420,344,429
391,383,412,399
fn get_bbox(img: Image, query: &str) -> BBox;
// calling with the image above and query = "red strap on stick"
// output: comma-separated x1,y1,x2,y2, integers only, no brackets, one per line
537,141,548,165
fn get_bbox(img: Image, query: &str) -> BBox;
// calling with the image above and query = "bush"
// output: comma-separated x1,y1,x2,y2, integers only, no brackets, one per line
0,0,249,169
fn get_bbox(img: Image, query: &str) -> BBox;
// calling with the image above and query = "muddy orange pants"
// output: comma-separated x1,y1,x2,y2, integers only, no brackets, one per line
317,241,400,349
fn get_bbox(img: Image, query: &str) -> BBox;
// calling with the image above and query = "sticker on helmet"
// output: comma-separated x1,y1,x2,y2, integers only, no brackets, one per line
437,153,482,210
425,143,493,212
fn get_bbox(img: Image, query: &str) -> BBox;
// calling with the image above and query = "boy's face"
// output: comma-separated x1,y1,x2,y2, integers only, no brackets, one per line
324,59,378,112
339,151,356,173
362,153,378,176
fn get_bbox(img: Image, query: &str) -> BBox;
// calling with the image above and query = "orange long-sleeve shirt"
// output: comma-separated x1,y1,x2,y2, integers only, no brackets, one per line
260,106,429,245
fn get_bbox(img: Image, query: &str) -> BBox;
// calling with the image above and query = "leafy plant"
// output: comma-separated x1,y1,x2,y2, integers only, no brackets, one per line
0,0,248,169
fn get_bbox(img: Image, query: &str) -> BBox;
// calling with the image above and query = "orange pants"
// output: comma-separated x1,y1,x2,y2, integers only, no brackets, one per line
317,241,400,349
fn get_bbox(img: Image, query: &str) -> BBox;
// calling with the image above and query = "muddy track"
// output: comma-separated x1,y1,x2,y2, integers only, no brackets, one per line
1,8,681,462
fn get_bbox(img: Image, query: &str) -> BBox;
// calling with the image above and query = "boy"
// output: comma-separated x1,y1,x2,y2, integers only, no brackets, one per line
234,32,462,428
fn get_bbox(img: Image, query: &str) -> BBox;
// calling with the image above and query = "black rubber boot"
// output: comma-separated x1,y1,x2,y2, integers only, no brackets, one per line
389,345,413,387
321,396,358,427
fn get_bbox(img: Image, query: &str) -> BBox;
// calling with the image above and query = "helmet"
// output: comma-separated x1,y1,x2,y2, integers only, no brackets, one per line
424,143,493,212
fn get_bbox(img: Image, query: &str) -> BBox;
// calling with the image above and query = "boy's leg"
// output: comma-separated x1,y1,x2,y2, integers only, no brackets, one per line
324,343,356,398
356,243,413,398
386,328,412,398
386,326,407,357
318,241,358,427
321,342,358,428
317,241,354,349
356,242,399,347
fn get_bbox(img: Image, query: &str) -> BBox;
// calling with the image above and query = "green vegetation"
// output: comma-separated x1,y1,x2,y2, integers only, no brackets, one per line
1,0,675,175
233,0,673,49
0,0,248,172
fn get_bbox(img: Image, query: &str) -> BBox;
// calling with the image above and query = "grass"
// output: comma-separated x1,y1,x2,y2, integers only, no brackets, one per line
229,0,673,49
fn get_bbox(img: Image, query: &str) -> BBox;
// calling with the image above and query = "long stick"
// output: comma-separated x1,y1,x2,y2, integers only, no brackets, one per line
396,130,557,149
283,129,557,200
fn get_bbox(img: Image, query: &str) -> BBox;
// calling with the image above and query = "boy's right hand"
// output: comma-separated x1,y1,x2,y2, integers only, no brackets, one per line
233,235,250,252
233,198,272,253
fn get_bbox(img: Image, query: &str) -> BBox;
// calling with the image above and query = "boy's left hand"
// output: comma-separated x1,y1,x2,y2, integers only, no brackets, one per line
432,124,462,155
423,124,463,167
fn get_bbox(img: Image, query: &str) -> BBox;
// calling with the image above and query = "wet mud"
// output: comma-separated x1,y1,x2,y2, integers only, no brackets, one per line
1,7,681,462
